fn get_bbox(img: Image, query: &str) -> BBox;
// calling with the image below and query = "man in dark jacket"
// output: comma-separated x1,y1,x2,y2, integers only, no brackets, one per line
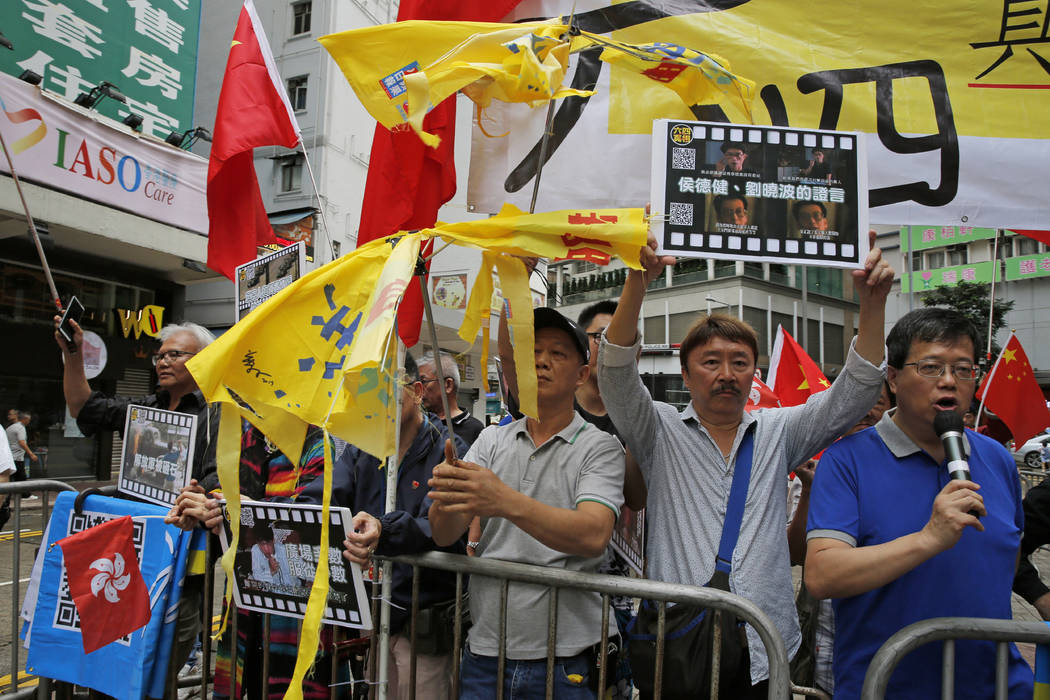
298,353,467,699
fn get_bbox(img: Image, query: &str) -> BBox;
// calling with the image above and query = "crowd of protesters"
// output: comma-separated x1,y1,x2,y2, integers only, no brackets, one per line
47,227,1045,700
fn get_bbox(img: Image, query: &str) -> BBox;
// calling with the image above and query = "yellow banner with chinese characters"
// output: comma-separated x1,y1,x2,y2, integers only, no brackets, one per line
469,0,1050,229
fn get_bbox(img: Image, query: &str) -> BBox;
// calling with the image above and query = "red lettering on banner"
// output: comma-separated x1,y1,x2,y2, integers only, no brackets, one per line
554,248,611,265
68,140,94,179
561,233,612,248
643,61,687,83
567,212,619,225
97,146,116,184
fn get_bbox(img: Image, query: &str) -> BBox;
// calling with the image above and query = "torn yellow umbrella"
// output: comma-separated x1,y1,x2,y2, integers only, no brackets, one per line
574,32,756,122
432,203,647,270
187,236,418,700
430,204,648,417
187,234,420,462
319,19,589,146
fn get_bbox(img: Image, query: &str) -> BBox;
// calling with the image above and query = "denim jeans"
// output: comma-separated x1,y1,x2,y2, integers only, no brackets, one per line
459,647,595,700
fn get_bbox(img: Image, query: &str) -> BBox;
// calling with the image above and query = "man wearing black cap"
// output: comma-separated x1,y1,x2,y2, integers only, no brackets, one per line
429,308,626,698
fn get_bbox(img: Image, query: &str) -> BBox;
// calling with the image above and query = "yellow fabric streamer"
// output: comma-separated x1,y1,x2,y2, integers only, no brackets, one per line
286,432,334,700
573,32,756,123
212,406,243,642
319,20,588,146
492,255,537,418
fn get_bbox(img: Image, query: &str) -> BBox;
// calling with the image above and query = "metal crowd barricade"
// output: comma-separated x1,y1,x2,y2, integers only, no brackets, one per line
1,480,77,698
861,617,1050,700
1018,468,1046,496
381,551,793,700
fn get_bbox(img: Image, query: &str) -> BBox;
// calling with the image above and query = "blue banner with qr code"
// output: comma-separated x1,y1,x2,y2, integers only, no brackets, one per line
23,492,192,700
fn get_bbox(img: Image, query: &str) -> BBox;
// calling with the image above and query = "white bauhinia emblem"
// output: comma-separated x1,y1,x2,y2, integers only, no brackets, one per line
89,552,132,603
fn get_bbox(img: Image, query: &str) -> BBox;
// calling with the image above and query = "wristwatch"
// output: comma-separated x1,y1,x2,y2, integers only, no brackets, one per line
467,541,481,549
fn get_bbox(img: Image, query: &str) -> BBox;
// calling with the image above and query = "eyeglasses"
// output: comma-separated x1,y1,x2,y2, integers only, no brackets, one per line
586,332,604,343
152,350,196,366
418,378,439,385
902,361,980,381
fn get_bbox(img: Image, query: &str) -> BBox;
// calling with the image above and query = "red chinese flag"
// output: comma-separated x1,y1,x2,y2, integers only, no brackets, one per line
767,325,831,407
206,0,301,280
1008,230,1050,247
745,375,781,412
57,516,150,654
358,0,524,347
976,334,1050,444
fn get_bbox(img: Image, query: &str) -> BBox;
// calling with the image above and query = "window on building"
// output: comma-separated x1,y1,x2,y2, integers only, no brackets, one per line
287,75,308,111
280,158,303,192
1012,234,1040,257
292,1,311,35
944,243,968,267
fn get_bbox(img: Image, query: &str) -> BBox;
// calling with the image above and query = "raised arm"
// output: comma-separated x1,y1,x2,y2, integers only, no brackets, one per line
852,230,894,365
54,317,92,418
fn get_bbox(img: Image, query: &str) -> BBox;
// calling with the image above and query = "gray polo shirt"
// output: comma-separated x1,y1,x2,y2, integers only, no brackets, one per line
465,413,625,659
598,334,885,683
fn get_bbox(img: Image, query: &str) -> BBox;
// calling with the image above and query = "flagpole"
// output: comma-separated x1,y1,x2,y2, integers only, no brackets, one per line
299,143,338,264
976,330,1010,426
0,127,62,312
419,273,460,459
983,229,1002,369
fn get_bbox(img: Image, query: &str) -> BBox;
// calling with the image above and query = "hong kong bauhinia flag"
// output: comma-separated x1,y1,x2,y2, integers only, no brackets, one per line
766,325,830,407
745,375,781,412
207,0,301,279
977,333,1050,444
57,515,150,653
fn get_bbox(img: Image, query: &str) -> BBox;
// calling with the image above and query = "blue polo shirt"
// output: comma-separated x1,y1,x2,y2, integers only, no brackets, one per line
807,412,1033,700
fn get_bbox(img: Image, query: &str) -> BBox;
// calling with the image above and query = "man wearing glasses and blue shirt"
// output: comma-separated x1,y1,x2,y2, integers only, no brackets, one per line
805,308,1034,699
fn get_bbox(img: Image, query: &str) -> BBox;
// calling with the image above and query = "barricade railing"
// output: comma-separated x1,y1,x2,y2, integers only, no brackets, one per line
861,617,1050,700
379,551,792,700
1018,468,1045,496
0,480,78,698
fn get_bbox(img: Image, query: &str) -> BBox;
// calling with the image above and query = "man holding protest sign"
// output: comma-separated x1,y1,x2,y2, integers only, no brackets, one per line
597,230,892,696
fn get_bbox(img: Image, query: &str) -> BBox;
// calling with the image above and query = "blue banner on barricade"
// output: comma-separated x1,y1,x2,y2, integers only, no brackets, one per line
22,492,192,700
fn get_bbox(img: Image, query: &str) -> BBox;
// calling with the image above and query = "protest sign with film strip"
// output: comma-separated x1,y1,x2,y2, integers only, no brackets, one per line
651,120,868,268
118,406,196,507
235,242,306,320
218,499,372,630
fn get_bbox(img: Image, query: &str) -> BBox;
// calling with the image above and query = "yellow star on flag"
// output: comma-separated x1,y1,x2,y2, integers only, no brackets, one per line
1003,348,1017,364
231,39,242,47
819,378,831,388
797,364,809,391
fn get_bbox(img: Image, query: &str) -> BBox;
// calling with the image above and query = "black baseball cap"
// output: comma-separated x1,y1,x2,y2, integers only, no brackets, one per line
534,307,589,364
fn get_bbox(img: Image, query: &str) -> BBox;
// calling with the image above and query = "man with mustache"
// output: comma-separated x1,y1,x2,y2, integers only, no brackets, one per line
597,231,893,697
429,307,625,699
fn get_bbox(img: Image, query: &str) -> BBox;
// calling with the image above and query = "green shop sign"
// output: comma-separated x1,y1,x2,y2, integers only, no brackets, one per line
901,260,1000,293
902,225,997,252
1005,254,1050,281
0,1,202,139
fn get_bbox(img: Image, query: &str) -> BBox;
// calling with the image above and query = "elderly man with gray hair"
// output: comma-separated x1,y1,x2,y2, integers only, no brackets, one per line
419,351,485,447
55,318,220,681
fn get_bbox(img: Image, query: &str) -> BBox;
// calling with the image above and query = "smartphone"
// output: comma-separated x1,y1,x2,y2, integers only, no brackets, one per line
57,296,85,344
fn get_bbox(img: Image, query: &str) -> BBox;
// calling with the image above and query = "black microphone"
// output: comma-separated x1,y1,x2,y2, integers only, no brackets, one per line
934,410,971,481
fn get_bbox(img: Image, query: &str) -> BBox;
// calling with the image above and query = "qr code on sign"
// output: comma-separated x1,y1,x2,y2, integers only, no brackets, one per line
668,202,693,226
671,147,696,170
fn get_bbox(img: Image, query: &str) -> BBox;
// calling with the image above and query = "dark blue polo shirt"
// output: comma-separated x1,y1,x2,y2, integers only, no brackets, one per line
807,412,1033,700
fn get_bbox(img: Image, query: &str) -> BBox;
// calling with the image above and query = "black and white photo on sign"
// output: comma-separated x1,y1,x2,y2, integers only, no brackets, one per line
218,499,372,630
117,406,196,508
610,506,645,577
651,120,868,268
235,241,306,320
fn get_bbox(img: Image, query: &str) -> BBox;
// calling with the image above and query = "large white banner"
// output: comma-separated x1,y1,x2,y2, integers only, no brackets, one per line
468,0,1050,230
0,72,207,233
